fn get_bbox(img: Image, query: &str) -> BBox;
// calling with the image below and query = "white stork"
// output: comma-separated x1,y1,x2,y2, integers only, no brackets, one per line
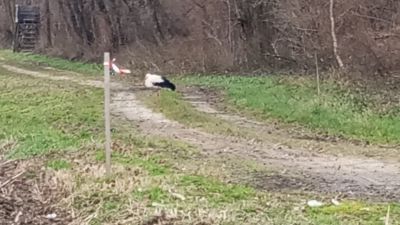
144,73,176,91
110,58,131,76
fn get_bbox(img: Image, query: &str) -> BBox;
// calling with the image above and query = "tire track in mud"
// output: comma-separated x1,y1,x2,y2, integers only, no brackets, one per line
2,64,400,201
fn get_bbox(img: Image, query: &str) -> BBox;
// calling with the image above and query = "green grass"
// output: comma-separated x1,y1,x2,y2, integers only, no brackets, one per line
132,187,169,203
46,159,71,170
178,75,400,144
178,175,255,206
0,50,101,76
95,150,170,176
308,202,400,225
0,67,104,158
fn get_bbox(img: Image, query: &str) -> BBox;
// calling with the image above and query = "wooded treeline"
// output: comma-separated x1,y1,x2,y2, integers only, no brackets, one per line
1,0,400,76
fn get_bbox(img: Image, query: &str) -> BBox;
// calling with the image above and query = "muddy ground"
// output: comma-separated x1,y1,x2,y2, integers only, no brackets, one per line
1,63,400,224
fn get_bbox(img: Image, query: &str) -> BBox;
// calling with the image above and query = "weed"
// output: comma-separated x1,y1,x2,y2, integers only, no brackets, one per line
307,201,400,225
95,151,170,176
132,187,169,203
179,175,255,206
46,159,71,170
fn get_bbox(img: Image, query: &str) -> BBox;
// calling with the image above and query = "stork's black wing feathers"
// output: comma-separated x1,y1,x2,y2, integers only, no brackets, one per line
153,76,176,91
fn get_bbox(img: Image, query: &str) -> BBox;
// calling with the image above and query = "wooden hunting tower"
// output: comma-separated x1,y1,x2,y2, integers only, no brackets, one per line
12,4,40,52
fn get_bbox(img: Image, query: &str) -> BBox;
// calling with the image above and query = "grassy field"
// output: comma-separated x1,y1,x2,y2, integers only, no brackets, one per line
1,51,400,224
177,75,400,144
0,50,101,75
0,67,104,158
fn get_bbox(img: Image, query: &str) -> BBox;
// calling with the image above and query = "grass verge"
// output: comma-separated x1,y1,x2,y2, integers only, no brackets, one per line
0,49,101,76
178,75,400,144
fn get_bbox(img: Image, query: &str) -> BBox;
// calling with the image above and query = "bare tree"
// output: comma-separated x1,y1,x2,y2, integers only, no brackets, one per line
329,0,344,69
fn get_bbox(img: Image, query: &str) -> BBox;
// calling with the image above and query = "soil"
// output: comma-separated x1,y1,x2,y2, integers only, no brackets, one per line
2,63,400,202
0,159,71,225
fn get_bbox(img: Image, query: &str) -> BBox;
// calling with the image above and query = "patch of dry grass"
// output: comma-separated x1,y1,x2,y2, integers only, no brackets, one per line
51,151,261,224
44,140,400,225
0,138,18,160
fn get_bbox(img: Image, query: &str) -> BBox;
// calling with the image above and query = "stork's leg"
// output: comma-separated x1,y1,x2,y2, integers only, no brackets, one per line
151,89,160,98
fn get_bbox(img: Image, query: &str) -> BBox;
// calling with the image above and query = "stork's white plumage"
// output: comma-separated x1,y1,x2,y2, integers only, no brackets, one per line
111,58,121,74
144,73,176,91
111,58,131,75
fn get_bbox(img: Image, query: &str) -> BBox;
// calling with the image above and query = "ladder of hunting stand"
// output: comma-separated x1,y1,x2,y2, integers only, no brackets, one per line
13,5,40,52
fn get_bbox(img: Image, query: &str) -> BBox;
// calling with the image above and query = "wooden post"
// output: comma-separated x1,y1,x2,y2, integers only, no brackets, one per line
104,52,112,176
14,4,19,23
315,52,320,97
12,4,19,52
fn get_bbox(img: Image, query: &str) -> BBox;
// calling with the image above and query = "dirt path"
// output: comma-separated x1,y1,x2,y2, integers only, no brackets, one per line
181,87,400,158
3,64,400,201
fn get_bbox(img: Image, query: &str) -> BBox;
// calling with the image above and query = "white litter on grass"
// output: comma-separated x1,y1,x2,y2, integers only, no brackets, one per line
14,211,22,222
46,213,57,219
307,200,324,207
331,199,340,206
151,202,166,208
170,192,186,201
361,207,371,211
